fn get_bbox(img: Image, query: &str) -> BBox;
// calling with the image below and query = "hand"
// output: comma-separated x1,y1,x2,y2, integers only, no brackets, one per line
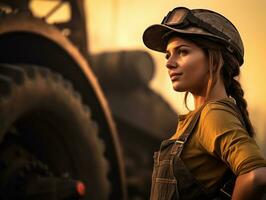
232,167,266,200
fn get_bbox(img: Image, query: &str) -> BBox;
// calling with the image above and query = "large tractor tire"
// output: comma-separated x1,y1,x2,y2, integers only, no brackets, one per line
0,64,110,199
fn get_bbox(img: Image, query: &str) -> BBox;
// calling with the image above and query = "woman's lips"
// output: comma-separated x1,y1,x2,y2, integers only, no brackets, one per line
170,72,183,80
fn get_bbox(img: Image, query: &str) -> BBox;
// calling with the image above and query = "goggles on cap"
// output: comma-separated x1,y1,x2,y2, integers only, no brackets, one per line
161,7,233,51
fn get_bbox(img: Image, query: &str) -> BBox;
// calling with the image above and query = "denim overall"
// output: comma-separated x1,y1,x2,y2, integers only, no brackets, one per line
150,101,238,200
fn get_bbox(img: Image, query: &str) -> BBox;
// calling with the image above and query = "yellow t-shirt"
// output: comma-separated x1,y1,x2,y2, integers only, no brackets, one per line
171,97,266,189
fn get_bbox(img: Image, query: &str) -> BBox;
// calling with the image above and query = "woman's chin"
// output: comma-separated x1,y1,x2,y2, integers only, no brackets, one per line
172,85,185,92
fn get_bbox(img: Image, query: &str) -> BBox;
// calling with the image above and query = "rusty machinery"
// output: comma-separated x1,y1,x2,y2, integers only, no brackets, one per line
0,0,177,199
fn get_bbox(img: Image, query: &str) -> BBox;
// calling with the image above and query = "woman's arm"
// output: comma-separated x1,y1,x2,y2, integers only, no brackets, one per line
232,167,266,200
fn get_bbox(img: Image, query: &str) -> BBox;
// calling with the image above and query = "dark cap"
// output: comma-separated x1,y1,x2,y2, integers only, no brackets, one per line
143,7,244,65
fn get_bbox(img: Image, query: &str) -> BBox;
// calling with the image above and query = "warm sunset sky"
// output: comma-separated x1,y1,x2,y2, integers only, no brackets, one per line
31,0,266,153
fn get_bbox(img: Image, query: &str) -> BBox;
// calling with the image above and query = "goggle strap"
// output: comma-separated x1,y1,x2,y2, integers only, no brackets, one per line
162,7,235,53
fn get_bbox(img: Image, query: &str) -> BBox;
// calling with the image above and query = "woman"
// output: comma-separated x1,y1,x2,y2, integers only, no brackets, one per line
143,6,266,200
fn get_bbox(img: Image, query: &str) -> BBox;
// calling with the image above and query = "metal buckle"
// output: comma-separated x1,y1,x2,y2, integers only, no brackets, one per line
220,188,232,198
175,140,184,145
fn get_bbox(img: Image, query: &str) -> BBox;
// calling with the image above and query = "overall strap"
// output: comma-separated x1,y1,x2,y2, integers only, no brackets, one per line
172,104,206,157
171,104,208,200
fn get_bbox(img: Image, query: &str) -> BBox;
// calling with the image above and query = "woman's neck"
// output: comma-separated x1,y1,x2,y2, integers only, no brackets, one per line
193,79,228,109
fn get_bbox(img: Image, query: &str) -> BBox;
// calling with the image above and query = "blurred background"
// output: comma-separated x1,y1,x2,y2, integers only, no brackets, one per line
4,0,265,199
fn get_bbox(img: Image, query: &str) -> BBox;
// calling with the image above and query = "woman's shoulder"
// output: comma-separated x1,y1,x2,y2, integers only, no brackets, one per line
199,97,246,134
201,97,240,121
196,97,249,155
203,96,237,111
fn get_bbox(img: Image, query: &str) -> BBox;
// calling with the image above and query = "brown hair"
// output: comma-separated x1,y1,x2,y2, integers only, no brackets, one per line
182,36,255,137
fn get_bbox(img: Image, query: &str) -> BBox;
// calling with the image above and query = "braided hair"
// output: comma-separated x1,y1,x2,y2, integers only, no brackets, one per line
221,51,255,137
181,36,255,137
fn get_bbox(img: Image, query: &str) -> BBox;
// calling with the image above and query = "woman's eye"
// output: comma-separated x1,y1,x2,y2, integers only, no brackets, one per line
178,49,188,56
165,53,170,60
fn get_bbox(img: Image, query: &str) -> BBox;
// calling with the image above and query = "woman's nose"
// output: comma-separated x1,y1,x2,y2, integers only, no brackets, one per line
166,59,177,69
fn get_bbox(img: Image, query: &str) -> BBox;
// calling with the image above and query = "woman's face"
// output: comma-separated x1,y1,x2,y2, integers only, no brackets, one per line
165,36,210,96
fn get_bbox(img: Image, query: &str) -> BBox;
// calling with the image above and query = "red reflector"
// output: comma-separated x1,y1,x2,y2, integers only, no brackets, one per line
76,181,86,196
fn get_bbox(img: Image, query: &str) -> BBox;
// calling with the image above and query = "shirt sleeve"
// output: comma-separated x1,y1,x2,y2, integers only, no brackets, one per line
197,103,266,176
